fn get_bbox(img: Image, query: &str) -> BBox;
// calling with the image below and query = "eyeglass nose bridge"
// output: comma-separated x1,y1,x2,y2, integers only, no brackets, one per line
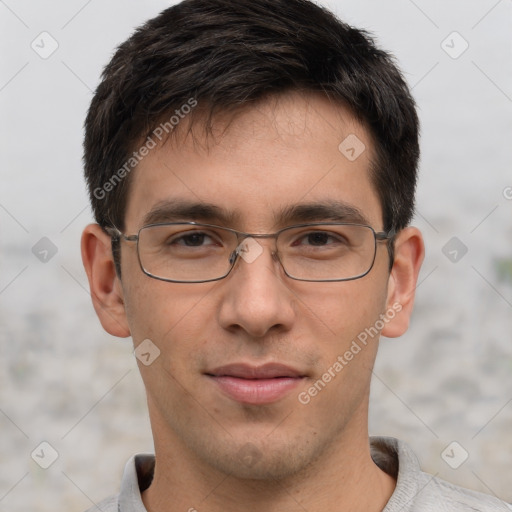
229,234,280,267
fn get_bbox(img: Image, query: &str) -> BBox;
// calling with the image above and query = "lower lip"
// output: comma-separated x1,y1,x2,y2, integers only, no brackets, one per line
209,376,303,405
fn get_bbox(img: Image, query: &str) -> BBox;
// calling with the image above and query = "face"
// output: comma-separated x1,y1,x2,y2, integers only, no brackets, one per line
98,92,411,479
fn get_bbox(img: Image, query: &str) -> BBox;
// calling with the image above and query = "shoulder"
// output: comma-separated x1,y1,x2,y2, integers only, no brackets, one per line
418,472,512,511
81,453,154,512
83,494,118,512
371,437,511,512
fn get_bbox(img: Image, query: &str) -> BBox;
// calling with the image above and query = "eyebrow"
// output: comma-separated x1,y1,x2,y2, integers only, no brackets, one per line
275,201,370,226
142,199,241,226
141,199,370,229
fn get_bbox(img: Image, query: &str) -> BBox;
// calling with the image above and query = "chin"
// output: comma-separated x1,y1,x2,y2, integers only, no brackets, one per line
199,435,324,482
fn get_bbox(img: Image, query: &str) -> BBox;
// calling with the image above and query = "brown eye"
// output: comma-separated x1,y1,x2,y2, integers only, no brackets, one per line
176,233,208,246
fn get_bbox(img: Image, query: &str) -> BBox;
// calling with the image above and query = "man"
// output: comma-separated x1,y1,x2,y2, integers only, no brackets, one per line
81,0,509,510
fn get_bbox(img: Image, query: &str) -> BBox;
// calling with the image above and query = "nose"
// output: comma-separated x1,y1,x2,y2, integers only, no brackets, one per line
218,237,296,338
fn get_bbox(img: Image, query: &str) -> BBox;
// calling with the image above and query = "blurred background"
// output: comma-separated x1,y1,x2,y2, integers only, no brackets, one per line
1,0,511,509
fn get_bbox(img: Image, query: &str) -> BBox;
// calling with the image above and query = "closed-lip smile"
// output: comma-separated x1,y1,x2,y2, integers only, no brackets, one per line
205,363,306,404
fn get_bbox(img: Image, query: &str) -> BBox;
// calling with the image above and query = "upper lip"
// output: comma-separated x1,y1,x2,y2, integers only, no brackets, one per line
206,363,304,379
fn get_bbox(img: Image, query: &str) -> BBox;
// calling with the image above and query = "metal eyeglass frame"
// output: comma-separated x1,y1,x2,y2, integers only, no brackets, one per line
105,221,396,283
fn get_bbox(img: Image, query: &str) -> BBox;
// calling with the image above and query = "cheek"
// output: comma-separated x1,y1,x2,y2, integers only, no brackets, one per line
122,279,215,404
295,273,388,346
294,278,388,427
123,274,216,359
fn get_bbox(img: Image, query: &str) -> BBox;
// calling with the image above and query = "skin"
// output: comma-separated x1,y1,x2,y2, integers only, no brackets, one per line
82,91,424,512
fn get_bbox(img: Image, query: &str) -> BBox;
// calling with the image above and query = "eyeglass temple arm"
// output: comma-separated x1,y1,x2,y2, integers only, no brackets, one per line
376,228,396,241
103,226,138,242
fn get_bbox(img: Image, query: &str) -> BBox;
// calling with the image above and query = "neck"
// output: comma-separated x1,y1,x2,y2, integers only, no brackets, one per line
142,408,396,512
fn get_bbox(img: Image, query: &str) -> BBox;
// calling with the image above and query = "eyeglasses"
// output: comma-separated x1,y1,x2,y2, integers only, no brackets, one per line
106,222,395,283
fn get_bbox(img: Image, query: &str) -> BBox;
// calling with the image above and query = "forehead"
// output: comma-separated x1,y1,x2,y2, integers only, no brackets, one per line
124,91,383,231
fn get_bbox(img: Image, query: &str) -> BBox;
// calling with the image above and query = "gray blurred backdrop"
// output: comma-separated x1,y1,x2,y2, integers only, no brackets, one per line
1,0,511,510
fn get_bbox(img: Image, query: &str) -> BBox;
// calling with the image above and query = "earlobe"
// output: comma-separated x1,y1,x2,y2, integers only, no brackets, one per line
381,227,425,338
81,224,131,338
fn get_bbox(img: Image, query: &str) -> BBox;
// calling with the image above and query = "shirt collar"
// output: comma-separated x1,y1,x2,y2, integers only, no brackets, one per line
118,453,154,511
117,437,419,511
370,436,425,511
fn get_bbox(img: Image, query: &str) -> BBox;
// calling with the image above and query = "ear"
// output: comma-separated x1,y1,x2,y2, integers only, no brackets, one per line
381,226,424,338
81,223,131,338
